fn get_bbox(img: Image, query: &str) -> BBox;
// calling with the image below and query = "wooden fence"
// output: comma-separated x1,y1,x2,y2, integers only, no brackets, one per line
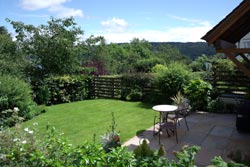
92,77,122,99
211,68,250,98
92,76,162,101
92,70,250,100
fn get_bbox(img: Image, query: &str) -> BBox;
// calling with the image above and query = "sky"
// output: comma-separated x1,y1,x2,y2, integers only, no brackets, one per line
0,0,243,43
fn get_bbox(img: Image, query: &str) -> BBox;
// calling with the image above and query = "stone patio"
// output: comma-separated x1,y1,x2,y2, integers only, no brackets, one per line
123,112,250,166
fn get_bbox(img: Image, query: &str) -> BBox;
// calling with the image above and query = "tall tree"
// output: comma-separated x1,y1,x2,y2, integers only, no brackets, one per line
7,17,84,80
82,35,111,75
0,26,26,78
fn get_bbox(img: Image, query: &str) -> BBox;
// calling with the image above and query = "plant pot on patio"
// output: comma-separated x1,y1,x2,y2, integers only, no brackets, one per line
236,100,250,133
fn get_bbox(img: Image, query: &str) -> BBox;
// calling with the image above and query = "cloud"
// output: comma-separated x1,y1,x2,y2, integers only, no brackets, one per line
20,0,69,10
49,5,84,18
94,21,212,43
101,18,128,33
168,15,210,27
19,0,83,18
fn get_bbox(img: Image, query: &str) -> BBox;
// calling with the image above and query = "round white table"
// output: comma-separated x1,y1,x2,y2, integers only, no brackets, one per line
152,105,178,113
152,105,179,144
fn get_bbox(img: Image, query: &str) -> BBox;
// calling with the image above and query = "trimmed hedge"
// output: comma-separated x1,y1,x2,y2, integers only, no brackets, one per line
33,75,93,105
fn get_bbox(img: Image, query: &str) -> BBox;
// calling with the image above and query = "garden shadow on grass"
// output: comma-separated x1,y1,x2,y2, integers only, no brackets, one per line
136,102,154,109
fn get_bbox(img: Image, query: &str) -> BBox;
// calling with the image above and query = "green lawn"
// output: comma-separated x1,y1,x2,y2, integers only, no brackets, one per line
22,99,157,146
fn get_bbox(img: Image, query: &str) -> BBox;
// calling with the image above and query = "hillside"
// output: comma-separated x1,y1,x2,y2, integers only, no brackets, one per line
151,42,216,60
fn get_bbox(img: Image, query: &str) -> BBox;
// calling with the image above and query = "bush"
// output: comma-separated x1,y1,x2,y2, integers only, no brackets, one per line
121,73,155,102
155,63,194,103
0,75,40,127
184,79,212,111
32,75,93,105
0,125,245,167
134,58,164,73
0,75,33,113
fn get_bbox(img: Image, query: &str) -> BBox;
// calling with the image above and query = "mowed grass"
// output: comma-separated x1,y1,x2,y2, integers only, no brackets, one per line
22,99,157,146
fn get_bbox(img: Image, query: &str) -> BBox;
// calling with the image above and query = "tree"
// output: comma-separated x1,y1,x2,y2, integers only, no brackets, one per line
7,17,84,80
0,26,26,78
108,43,130,74
82,35,113,75
152,43,187,64
0,26,9,35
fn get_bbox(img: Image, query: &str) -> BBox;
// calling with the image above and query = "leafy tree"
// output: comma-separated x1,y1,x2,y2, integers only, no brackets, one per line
134,58,164,73
82,35,112,75
152,43,187,64
0,26,27,78
0,26,9,35
108,43,130,74
7,17,84,80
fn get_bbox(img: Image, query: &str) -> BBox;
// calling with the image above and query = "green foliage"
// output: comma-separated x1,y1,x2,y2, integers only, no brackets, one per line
155,63,194,103
184,79,212,111
0,124,245,167
121,73,155,102
151,64,168,74
126,86,143,101
33,75,92,105
32,82,50,105
210,156,245,167
134,58,164,73
0,108,24,128
227,150,250,166
207,97,224,113
7,17,84,80
0,74,36,119
101,112,121,152
152,42,186,64
173,145,200,167
134,140,153,158
0,31,27,78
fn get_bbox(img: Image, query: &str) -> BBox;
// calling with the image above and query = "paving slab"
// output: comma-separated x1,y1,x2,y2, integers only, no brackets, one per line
123,112,250,166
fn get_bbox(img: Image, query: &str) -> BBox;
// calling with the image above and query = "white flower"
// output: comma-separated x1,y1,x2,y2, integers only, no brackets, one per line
24,128,29,132
0,154,6,159
33,122,38,126
22,140,27,144
20,148,23,151
28,130,34,134
13,138,19,142
13,107,19,112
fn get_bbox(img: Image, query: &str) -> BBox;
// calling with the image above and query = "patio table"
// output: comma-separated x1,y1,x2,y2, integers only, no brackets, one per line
152,104,178,143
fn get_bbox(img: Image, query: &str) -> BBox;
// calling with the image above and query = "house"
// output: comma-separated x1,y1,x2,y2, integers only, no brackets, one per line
238,32,250,48
201,0,250,78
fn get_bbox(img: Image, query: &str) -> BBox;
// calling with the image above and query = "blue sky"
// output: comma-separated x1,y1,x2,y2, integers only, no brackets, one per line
0,0,242,43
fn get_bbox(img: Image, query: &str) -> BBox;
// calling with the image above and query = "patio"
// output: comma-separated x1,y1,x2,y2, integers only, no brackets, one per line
123,112,250,166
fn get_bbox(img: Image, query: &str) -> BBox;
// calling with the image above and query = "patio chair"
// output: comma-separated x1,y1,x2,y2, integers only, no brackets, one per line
176,99,190,131
153,112,179,144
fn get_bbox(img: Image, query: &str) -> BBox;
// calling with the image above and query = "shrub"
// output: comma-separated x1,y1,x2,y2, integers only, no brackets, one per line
0,108,24,128
134,140,154,158
0,74,33,113
0,74,40,126
155,63,194,103
32,75,93,105
121,73,155,102
0,125,245,167
134,58,164,73
184,79,212,111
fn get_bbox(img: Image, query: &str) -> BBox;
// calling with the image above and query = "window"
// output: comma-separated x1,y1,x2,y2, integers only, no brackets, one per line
243,41,250,48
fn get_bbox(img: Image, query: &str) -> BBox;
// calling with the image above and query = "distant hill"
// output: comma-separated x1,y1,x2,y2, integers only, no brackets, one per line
151,42,216,60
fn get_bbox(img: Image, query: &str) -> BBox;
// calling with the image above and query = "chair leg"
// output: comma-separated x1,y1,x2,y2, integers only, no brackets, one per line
175,128,178,144
158,128,161,144
184,117,189,131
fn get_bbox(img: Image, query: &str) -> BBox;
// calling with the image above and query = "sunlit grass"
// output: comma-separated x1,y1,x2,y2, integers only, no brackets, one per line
22,99,157,146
